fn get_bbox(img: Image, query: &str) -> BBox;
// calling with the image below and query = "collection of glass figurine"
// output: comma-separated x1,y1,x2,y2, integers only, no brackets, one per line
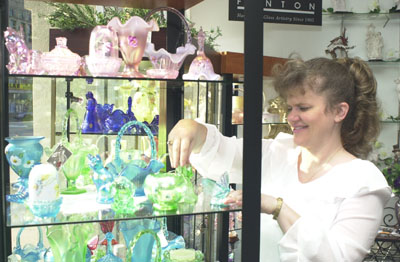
4,6,226,262
4,6,220,80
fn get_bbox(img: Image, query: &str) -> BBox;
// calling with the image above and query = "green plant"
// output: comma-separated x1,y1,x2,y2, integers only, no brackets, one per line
191,26,222,51
41,3,222,50
41,3,167,30
372,142,399,194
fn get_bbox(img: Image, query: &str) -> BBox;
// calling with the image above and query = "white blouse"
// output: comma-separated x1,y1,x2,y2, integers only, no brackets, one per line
189,123,392,262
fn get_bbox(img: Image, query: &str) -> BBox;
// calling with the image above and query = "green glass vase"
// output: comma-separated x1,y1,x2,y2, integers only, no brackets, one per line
46,223,94,262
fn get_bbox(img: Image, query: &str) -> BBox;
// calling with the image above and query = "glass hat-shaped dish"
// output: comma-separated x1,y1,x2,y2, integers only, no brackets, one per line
144,7,196,79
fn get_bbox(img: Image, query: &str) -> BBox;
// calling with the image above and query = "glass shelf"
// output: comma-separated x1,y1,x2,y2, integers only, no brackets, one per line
322,11,400,21
367,60,400,66
9,74,226,84
381,119,400,124
6,189,241,228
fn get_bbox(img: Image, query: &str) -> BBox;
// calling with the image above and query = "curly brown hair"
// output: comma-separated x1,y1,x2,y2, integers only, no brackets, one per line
272,57,380,159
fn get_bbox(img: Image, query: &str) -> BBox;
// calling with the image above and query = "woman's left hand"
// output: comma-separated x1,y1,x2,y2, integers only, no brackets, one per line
223,190,279,215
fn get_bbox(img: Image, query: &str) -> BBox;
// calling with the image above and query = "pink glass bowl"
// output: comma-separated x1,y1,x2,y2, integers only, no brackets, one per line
86,56,122,77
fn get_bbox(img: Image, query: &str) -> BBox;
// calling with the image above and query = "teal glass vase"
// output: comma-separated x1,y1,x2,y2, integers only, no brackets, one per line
5,136,44,203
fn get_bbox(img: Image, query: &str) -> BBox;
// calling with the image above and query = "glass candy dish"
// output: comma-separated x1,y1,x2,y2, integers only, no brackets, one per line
144,7,196,79
144,166,198,211
41,37,81,75
86,25,122,77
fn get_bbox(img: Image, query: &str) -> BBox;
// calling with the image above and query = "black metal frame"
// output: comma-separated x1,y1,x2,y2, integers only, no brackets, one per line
242,1,264,261
0,0,12,260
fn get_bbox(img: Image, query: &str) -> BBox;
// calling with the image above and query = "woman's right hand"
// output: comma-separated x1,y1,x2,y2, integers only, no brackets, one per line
167,119,207,168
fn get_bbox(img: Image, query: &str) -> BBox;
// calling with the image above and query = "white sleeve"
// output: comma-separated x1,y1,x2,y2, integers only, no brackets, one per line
279,187,392,262
189,123,243,184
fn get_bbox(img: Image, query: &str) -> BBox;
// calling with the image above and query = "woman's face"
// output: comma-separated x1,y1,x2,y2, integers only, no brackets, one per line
286,87,338,150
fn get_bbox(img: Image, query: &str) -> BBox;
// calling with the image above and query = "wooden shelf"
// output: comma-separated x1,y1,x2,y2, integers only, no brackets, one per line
186,50,288,77
30,0,203,9
219,51,288,77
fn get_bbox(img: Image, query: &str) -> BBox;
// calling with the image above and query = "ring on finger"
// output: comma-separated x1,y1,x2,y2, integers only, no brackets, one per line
167,140,173,146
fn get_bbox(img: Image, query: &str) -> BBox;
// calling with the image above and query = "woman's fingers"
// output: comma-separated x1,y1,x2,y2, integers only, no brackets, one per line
179,138,192,167
224,190,243,206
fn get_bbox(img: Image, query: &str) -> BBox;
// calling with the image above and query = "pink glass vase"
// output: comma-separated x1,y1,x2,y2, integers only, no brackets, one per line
107,16,159,77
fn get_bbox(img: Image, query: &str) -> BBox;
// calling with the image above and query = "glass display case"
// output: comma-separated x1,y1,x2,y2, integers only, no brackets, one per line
0,0,265,261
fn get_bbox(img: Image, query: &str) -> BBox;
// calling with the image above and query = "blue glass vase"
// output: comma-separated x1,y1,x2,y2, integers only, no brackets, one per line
120,219,161,262
5,136,44,203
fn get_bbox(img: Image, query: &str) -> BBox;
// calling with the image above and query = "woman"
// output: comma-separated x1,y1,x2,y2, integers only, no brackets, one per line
168,57,391,261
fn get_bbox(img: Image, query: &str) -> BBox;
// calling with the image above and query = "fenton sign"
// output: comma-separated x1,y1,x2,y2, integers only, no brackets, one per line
229,0,322,26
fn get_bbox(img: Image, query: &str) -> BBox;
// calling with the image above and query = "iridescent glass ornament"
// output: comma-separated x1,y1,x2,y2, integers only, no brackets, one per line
86,25,122,77
183,28,221,81
46,224,94,262
144,166,198,211
41,37,82,75
4,27,30,74
5,136,44,203
107,16,159,77
144,7,196,79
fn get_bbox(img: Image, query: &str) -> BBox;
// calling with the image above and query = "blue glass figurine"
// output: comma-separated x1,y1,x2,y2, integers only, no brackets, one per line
104,97,137,134
82,91,102,133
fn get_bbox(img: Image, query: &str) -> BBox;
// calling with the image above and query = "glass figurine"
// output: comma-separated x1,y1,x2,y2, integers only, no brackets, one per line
183,27,221,81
